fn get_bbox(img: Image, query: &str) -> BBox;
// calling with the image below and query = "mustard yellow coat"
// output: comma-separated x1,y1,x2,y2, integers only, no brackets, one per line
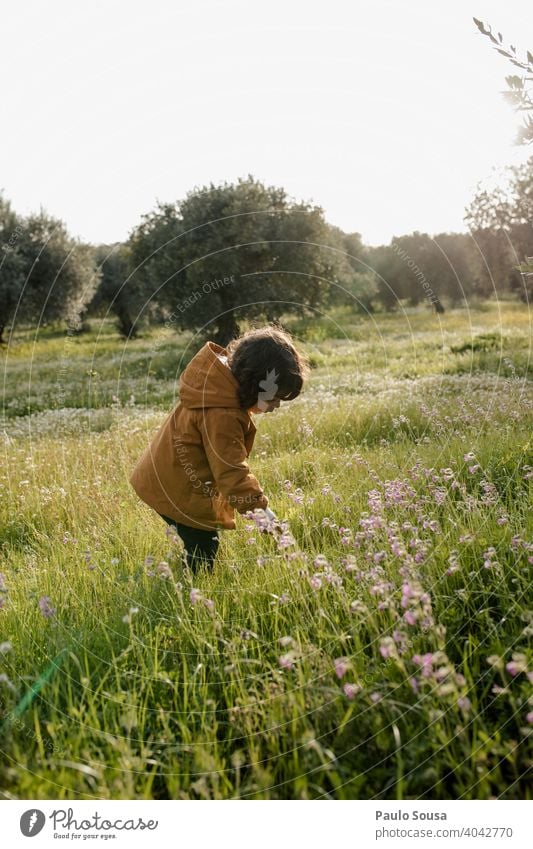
129,342,268,530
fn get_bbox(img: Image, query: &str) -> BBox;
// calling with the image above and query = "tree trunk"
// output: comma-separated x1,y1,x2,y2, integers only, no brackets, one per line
433,298,445,314
71,318,92,334
214,310,239,347
0,324,5,345
115,302,137,339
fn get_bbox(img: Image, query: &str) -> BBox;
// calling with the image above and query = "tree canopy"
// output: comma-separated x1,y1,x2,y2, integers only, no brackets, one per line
465,156,533,300
0,198,98,344
127,176,361,343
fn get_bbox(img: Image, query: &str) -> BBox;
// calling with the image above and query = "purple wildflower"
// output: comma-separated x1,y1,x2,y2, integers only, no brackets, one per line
38,596,56,618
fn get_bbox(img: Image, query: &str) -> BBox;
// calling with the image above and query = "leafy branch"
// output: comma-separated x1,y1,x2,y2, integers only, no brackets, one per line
473,17,533,144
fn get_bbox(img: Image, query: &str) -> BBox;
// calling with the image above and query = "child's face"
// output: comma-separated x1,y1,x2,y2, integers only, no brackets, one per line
249,396,282,414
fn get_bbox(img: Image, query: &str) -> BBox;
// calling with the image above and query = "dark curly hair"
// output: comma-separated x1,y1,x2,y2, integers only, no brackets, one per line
226,326,309,410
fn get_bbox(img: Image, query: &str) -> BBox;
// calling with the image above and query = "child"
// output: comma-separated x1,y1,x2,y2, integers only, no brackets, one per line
129,326,308,571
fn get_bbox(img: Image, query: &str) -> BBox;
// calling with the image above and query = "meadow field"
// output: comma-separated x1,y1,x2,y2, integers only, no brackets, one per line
0,301,532,800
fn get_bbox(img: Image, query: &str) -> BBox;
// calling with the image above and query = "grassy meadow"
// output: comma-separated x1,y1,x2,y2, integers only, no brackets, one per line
0,301,532,799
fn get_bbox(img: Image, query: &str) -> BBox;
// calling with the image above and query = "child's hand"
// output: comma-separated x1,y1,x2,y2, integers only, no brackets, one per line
248,507,285,535
247,508,298,553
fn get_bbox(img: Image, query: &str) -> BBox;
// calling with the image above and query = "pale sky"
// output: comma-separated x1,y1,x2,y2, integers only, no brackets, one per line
1,0,532,246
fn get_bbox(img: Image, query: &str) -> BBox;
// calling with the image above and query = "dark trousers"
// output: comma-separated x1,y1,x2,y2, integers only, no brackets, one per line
159,514,219,572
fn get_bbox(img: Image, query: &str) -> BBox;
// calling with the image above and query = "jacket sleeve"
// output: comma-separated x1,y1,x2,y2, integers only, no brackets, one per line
200,409,268,513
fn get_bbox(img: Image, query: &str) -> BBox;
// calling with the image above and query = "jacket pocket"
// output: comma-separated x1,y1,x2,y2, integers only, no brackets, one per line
185,489,217,524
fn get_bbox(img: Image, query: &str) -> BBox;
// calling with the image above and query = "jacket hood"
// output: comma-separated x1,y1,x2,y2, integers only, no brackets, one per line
179,341,241,409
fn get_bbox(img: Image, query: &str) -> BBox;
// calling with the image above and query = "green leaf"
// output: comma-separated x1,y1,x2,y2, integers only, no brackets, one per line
473,18,498,44
505,75,524,90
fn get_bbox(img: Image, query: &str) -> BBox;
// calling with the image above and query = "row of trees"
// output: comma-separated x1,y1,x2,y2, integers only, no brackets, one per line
1,18,530,345
1,165,532,344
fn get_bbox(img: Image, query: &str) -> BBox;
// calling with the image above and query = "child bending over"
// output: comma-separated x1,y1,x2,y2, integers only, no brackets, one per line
130,326,308,571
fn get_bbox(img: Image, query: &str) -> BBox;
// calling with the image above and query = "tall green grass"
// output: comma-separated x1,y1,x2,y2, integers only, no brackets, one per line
0,302,532,799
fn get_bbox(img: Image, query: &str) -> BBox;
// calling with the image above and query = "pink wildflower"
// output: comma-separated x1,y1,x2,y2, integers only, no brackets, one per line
506,655,527,676
506,662,520,676
379,638,396,659
413,652,434,678
157,561,173,579
343,683,360,699
313,555,329,569
278,530,296,549
401,582,414,608
341,555,357,572
334,658,349,679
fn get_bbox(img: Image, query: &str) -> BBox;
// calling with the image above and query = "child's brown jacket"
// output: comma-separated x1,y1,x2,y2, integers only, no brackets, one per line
129,341,268,530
